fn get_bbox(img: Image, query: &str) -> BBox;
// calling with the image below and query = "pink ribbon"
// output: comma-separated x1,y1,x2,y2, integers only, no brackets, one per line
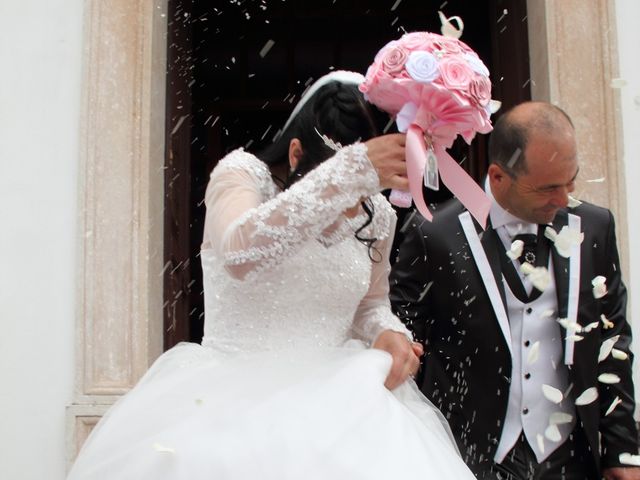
400,105,491,228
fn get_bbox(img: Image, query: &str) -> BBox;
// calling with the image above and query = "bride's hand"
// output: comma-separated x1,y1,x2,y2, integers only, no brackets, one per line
364,134,408,192
372,330,423,390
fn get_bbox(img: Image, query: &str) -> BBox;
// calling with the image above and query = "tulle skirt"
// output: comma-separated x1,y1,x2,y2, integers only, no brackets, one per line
67,341,474,479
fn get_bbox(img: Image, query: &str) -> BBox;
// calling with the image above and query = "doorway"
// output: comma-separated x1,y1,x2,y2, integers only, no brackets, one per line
163,0,531,349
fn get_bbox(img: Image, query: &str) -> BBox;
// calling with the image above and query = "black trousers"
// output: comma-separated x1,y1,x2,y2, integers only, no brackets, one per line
472,427,599,480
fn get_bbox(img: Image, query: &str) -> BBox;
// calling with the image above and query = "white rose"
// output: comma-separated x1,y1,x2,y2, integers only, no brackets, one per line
405,51,440,84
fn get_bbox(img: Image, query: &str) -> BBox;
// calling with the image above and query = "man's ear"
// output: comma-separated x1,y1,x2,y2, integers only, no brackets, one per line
487,163,508,194
288,138,303,172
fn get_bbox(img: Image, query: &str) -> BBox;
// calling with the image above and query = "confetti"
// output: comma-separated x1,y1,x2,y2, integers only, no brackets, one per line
521,264,551,291
259,39,275,58
557,318,581,332
153,443,176,454
542,384,563,404
610,78,628,89
605,396,622,416
549,412,573,425
592,276,608,299
567,196,582,208
598,373,621,384
540,309,555,319
527,341,540,365
506,239,524,260
575,387,598,405
598,335,620,362
544,226,583,258
600,314,614,329
582,321,599,333
438,11,464,39
619,453,640,466
544,424,561,442
611,348,628,360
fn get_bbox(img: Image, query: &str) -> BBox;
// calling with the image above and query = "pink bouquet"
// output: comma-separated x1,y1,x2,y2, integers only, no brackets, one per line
360,31,496,227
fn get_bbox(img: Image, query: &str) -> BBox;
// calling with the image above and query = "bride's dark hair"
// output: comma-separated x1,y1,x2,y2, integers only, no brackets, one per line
259,81,389,260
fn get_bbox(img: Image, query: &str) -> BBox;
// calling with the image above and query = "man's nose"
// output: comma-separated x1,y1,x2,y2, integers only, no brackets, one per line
550,187,570,208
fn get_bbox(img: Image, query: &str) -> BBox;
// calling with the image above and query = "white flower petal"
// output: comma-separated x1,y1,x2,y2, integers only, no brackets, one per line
527,341,540,365
598,335,620,363
592,275,608,299
610,78,628,89
566,334,584,342
598,373,621,384
536,434,545,454
575,387,598,406
544,424,562,442
557,318,581,332
567,196,582,208
619,453,640,466
549,412,573,425
489,99,502,114
582,321,599,333
544,227,558,242
612,348,629,361
507,239,524,260
542,384,563,404
153,443,176,454
521,262,534,275
439,12,464,39
551,226,584,258
605,396,622,416
523,266,551,291
600,314,614,329
540,309,555,320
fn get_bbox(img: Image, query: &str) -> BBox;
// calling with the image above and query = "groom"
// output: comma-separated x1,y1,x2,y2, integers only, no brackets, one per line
390,102,639,479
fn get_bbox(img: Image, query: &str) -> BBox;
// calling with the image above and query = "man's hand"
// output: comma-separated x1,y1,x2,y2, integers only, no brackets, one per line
372,330,423,390
604,467,640,480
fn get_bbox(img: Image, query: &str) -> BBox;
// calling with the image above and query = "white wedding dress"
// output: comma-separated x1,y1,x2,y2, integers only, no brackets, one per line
67,144,474,479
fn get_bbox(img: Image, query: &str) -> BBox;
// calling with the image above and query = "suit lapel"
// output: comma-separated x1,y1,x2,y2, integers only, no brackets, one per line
480,223,508,309
548,209,582,365
550,210,570,318
459,211,512,354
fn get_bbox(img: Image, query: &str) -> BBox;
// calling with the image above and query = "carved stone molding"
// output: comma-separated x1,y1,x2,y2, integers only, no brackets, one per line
67,0,167,464
527,0,629,274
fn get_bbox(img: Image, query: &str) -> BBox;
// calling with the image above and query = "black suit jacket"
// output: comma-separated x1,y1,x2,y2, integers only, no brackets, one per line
390,198,637,471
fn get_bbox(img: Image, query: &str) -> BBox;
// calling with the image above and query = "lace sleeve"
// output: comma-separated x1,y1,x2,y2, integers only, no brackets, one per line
203,144,381,280
350,210,414,344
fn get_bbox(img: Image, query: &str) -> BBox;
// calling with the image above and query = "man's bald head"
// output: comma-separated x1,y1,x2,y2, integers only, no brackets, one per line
488,101,575,177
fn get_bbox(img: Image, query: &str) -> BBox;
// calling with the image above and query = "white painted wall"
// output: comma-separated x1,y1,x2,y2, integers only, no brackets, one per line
0,1,83,478
615,0,640,408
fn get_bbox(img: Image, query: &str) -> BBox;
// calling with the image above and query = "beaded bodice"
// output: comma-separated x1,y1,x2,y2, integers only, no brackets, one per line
200,146,411,356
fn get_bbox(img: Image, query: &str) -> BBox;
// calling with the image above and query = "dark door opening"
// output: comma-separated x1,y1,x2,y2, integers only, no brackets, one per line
163,0,531,350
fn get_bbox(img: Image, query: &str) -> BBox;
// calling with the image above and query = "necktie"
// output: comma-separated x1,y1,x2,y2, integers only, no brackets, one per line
512,233,538,265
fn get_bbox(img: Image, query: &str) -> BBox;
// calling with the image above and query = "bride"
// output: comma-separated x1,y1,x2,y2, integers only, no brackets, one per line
67,71,475,479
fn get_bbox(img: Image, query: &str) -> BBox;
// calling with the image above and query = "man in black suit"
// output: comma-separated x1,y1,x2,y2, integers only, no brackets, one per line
390,102,639,479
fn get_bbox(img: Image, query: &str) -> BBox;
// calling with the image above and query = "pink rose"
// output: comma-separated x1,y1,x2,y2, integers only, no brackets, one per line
374,40,399,63
400,32,432,50
431,38,464,55
469,75,491,106
360,60,385,94
438,58,474,92
380,45,408,74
